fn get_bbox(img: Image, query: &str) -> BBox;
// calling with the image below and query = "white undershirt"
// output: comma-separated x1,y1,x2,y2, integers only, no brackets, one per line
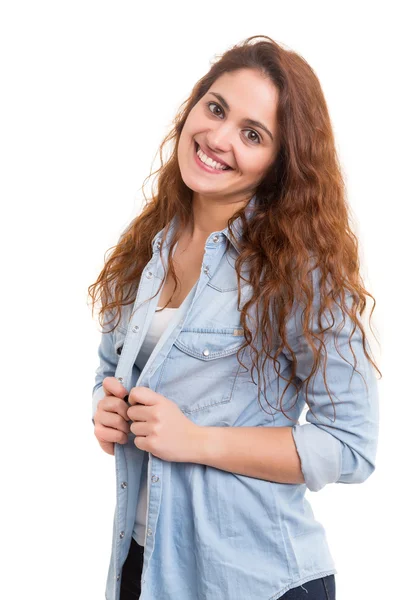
132,306,179,546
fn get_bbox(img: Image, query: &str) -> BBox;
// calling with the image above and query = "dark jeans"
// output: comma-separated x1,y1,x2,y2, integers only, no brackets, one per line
119,536,336,599
120,536,145,600
279,574,336,599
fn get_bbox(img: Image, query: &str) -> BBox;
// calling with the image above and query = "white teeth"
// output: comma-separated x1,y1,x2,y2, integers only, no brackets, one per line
196,145,229,170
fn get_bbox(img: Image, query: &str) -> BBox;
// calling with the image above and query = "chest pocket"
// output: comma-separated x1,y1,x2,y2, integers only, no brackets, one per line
174,328,245,359
157,327,245,415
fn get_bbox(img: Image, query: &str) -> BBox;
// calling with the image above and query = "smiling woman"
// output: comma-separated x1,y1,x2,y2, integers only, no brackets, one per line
88,34,380,600
178,68,280,199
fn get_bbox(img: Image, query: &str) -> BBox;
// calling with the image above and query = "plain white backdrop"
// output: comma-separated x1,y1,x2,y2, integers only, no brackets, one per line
1,1,398,598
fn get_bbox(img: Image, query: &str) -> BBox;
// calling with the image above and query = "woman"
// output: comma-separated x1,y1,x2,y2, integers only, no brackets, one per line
88,35,380,600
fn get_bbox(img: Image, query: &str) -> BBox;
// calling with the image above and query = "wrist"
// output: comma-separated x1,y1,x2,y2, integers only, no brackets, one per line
189,425,210,464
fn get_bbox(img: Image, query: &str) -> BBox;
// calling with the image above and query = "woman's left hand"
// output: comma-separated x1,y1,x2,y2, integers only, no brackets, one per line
126,387,202,462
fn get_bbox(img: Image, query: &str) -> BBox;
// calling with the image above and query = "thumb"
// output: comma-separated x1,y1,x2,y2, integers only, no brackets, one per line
102,376,128,399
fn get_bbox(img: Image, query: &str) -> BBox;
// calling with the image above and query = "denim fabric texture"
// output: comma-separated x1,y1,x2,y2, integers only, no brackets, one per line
119,536,336,599
92,193,379,599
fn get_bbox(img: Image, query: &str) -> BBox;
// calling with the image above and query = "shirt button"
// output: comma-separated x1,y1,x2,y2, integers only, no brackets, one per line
212,235,219,243
133,325,140,332
146,270,153,278
151,475,159,483
203,265,209,275
116,574,120,581
121,481,127,489
117,377,123,383
119,531,125,539
203,348,210,357
147,528,153,536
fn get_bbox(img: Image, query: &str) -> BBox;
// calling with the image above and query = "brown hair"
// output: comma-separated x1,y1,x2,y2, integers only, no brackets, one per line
87,34,381,422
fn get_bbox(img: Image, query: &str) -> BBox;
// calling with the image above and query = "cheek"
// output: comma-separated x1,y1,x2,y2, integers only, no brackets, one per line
185,105,209,136
183,109,198,132
177,126,193,163
241,153,272,177
179,120,197,154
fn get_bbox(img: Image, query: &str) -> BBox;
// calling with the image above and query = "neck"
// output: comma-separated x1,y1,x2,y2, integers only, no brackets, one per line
186,192,250,241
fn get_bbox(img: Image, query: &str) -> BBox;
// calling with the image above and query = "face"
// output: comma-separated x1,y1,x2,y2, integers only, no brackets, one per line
177,68,280,204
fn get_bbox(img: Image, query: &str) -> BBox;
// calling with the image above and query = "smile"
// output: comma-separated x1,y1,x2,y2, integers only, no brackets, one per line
194,142,233,174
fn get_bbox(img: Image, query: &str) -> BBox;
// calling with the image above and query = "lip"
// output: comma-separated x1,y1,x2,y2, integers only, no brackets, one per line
193,141,233,174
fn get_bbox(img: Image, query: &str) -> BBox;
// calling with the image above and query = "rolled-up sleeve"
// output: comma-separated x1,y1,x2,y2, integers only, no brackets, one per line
91,325,118,425
283,271,380,492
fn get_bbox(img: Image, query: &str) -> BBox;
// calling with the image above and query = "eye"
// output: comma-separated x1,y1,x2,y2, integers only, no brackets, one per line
206,102,261,145
244,130,261,144
207,101,224,118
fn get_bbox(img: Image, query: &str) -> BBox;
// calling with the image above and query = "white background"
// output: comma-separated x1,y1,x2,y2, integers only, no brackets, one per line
1,1,398,599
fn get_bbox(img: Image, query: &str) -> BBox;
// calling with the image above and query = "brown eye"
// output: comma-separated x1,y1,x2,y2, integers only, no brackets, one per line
207,101,224,117
244,130,261,144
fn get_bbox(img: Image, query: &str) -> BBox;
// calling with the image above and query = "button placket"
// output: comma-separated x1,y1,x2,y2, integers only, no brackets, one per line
112,226,238,589
118,232,224,585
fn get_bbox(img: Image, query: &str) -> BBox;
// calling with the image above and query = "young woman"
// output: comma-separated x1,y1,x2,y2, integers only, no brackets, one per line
88,35,380,600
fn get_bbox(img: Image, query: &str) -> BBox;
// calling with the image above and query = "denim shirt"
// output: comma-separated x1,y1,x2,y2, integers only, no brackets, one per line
92,194,379,600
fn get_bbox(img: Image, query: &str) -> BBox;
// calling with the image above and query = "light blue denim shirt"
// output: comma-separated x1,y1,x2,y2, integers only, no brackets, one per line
92,193,379,600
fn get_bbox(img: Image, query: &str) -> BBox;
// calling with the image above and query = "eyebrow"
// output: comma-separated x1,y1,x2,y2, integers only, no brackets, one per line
208,92,274,142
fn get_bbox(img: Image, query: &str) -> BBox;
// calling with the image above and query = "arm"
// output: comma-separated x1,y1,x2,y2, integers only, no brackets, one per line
91,323,118,424
286,281,380,491
91,234,129,425
194,425,305,484
193,270,380,492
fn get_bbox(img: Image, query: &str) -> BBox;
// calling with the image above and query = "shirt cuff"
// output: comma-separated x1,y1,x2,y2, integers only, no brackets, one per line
92,384,105,425
291,423,343,492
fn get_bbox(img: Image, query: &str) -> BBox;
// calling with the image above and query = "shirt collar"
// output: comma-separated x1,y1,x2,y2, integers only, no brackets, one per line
152,192,258,253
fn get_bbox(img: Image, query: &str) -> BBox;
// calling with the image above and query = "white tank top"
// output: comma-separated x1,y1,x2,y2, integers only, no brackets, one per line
132,306,179,546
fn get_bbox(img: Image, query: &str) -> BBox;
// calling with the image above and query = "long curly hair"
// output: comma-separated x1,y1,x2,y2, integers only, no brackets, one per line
87,34,381,422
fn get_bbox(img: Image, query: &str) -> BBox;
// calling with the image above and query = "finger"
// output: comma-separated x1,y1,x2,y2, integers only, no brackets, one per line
128,386,154,405
130,421,149,437
100,394,131,422
127,405,150,422
102,376,128,399
99,440,115,456
98,409,131,434
94,422,128,445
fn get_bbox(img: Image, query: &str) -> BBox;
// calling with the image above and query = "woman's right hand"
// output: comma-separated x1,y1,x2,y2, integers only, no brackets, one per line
93,376,131,455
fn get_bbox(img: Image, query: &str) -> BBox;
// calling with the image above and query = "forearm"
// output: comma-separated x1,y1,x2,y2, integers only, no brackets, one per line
192,425,305,484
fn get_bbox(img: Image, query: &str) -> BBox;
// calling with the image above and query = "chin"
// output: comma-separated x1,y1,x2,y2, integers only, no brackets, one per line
181,171,221,195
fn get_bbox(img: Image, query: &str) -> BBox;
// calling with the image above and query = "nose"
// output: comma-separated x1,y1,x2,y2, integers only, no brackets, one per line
205,122,234,154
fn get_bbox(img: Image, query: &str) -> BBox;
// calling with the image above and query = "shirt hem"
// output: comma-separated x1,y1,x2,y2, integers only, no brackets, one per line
268,568,338,600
